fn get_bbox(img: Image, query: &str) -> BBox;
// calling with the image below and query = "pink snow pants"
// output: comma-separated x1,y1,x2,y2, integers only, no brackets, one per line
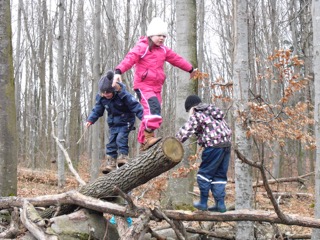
135,88,162,143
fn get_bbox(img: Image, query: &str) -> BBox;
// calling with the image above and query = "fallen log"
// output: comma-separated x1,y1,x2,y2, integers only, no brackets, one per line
253,172,314,188
261,192,313,199
3,191,320,229
40,137,184,217
18,168,79,186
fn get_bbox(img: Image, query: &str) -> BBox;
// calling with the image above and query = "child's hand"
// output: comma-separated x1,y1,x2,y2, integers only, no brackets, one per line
112,74,122,87
85,122,92,128
190,68,198,79
114,83,122,92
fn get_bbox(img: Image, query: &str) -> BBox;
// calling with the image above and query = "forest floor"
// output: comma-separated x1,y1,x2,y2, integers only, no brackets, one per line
17,157,315,238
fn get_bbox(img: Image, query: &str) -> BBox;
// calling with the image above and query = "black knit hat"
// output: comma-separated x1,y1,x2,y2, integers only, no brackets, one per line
185,95,202,112
98,70,115,93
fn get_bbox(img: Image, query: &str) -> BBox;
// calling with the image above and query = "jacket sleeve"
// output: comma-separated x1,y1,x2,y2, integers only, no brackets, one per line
87,94,105,124
119,90,144,121
116,44,144,74
175,115,198,143
165,47,193,72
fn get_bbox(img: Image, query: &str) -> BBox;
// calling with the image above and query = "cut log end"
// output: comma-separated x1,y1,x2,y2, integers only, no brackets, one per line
161,137,184,163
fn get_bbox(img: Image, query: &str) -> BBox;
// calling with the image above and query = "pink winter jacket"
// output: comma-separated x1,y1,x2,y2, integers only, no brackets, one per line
116,36,193,93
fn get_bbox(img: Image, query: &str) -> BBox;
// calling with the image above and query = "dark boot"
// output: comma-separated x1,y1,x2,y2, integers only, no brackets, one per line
193,192,208,211
140,130,161,151
117,154,129,167
208,199,226,212
101,156,117,174
207,199,218,211
208,184,227,212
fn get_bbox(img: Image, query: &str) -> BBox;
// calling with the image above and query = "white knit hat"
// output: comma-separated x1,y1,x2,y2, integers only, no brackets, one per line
146,17,168,37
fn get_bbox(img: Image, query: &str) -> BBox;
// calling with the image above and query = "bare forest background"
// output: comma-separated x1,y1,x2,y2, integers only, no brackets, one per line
1,0,320,238
8,0,315,185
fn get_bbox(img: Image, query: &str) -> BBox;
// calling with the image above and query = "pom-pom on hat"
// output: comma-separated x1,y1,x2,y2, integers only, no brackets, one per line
185,95,202,112
99,70,115,93
147,17,168,37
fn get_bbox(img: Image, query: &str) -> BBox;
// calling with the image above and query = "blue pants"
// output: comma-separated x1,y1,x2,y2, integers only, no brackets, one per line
197,147,231,200
106,126,130,158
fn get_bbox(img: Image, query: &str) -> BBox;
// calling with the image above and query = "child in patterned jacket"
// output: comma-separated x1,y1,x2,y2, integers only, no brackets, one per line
176,95,232,212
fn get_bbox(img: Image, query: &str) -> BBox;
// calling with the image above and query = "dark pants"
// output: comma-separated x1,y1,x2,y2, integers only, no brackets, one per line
197,147,231,200
106,126,130,158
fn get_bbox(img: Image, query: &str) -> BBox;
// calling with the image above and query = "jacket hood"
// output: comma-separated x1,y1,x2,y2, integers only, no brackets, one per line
194,103,225,120
194,103,209,111
138,36,149,44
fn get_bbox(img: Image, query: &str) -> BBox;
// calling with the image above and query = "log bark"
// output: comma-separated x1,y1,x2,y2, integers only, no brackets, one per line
80,137,183,198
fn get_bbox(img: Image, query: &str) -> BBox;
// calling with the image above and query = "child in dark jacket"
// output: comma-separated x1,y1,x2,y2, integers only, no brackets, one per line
176,95,232,212
86,70,143,174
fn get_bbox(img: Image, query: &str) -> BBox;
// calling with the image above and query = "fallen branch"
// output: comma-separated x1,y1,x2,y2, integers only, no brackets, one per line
20,200,57,240
261,192,313,199
186,227,234,240
1,191,320,235
234,148,313,227
153,208,185,240
51,116,86,186
18,168,78,186
123,208,152,240
0,208,20,239
253,172,314,187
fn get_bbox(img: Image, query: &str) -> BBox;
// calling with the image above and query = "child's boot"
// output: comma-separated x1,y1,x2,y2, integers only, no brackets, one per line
208,198,226,213
117,154,129,167
207,199,218,212
101,156,117,174
193,192,208,210
140,130,161,151
208,183,227,212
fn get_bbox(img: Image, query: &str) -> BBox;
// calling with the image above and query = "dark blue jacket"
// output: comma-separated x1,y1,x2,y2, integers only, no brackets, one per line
87,83,143,129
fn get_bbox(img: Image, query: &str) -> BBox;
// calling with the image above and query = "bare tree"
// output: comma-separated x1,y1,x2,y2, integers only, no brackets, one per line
57,0,66,187
90,0,102,180
0,0,18,196
232,0,254,238
166,0,198,208
311,0,320,238
68,0,84,167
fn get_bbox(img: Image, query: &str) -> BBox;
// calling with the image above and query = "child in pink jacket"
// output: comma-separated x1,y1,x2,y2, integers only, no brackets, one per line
113,17,196,151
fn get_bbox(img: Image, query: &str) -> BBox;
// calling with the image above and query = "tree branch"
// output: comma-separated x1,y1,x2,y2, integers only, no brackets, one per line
51,116,86,186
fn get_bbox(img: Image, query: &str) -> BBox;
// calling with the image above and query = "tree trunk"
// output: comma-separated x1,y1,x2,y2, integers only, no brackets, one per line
166,0,198,209
90,0,102,180
311,0,320,238
57,0,66,187
38,0,48,168
68,0,84,168
0,0,18,197
232,0,254,239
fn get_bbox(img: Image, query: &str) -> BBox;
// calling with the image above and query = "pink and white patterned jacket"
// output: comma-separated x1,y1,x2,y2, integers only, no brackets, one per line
176,103,232,148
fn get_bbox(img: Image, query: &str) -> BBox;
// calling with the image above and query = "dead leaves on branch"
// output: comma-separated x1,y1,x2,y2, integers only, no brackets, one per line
246,100,315,148
244,49,315,149
191,69,209,80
